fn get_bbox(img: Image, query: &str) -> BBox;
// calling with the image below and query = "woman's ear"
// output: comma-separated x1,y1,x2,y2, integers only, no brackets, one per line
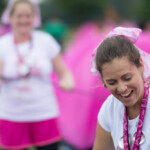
103,83,106,88
102,79,107,88
139,58,144,75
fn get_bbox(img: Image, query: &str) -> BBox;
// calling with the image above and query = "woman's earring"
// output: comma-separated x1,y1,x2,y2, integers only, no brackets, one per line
103,83,106,87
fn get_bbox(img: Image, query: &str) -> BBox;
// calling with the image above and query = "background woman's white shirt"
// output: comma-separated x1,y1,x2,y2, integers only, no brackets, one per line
0,30,61,122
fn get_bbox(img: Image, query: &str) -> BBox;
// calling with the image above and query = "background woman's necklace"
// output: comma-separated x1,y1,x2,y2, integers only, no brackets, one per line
13,34,35,77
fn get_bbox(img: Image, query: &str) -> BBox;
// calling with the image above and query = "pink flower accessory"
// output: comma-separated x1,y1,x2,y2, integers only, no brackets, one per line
1,0,41,28
91,26,150,78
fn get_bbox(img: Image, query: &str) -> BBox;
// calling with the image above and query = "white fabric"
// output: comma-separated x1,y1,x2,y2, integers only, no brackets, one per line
0,30,61,122
98,89,150,150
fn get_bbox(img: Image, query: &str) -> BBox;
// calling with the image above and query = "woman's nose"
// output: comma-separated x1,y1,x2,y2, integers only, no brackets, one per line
117,83,127,93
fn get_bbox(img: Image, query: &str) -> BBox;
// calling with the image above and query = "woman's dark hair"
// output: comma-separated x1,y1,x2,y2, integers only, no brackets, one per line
96,35,141,75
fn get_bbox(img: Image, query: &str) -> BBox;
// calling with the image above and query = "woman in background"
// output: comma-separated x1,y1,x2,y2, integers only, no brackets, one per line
0,0,74,150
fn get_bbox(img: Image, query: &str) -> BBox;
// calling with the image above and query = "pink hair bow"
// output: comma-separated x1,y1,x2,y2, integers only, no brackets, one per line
91,26,150,79
106,26,141,43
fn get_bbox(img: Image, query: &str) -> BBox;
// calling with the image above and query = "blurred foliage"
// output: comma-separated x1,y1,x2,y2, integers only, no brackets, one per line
0,0,7,19
40,0,106,24
40,0,61,23
0,0,150,25
137,0,150,21
54,0,106,23
40,0,150,25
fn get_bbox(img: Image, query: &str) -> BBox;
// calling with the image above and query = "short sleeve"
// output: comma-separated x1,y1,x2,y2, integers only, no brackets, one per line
0,42,4,61
0,34,11,61
98,95,114,132
40,32,61,59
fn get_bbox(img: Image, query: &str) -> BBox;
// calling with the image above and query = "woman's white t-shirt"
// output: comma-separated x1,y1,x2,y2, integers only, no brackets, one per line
98,89,150,150
0,30,61,122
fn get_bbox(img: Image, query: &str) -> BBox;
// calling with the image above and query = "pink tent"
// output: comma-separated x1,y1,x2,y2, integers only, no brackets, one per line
52,22,110,149
136,31,150,53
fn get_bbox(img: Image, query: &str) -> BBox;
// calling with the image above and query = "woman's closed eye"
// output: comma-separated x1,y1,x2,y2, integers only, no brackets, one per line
107,80,117,85
124,77,131,81
122,73,133,81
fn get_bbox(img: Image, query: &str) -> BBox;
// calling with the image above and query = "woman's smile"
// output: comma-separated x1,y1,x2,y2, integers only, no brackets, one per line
102,56,144,108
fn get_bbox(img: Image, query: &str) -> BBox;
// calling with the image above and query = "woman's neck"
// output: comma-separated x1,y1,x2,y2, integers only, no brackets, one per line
127,96,143,120
127,81,145,120
127,106,140,120
13,32,31,44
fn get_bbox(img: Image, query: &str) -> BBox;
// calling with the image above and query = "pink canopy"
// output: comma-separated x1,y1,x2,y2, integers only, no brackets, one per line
136,31,150,53
52,22,110,149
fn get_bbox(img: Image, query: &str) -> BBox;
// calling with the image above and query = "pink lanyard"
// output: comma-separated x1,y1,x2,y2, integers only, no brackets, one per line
13,35,33,64
123,81,149,150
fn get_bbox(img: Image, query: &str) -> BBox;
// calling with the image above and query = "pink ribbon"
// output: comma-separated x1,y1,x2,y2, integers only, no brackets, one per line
91,26,150,79
123,81,149,150
106,26,141,43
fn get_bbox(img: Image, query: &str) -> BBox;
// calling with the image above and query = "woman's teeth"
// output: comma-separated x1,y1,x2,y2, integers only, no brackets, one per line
120,91,132,98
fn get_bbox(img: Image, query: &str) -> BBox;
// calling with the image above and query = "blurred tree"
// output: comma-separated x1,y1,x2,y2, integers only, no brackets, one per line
40,0,106,24
40,0,62,23
0,0,7,19
137,0,150,21
40,0,150,25
54,0,106,23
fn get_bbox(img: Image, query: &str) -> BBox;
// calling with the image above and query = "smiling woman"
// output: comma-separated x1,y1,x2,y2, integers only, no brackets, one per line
9,0,35,43
101,56,144,110
91,27,150,150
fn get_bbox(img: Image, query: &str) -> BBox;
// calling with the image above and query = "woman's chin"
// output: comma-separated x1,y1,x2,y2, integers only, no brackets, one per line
117,91,136,106
15,27,32,35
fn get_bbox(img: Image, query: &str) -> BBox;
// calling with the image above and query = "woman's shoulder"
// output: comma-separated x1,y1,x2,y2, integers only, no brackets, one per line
0,33,12,43
99,94,124,118
98,94,124,132
32,30,60,55
32,30,54,41
102,94,123,109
